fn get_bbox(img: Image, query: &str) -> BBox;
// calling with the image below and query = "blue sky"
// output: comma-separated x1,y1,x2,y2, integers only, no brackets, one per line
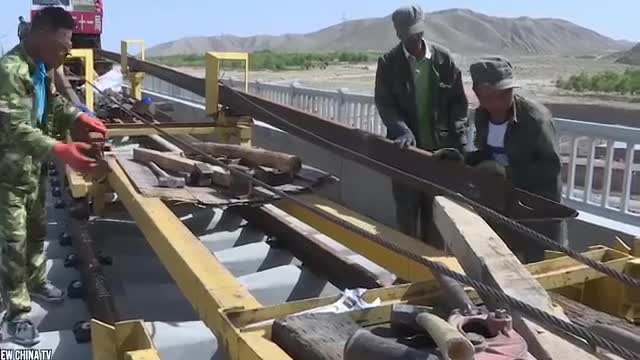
0,0,638,53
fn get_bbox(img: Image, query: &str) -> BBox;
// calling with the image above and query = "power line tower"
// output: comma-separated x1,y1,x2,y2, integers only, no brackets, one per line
340,12,348,40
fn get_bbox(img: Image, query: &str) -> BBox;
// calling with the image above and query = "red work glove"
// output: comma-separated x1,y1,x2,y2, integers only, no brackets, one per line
77,113,107,136
51,142,97,173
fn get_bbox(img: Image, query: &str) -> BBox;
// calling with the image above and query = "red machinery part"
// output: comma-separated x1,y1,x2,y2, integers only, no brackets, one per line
448,310,536,360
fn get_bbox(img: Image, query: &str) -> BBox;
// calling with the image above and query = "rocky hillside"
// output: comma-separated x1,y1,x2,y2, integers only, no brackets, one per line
147,8,629,57
616,43,640,65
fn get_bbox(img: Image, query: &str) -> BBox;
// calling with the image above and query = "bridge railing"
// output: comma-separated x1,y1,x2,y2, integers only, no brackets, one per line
141,75,640,226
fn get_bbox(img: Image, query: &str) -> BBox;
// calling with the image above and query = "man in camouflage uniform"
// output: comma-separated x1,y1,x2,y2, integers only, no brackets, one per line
0,7,107,345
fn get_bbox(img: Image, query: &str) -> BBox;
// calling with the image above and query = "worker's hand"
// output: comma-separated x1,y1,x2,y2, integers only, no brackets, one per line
432,148,464,162
475,160,507,177
51,142,97,173
77,113,107,136
394,131,416,149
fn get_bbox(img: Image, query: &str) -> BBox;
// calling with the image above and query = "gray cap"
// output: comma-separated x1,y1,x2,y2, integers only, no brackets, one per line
470,56,519,90
392,5,425,41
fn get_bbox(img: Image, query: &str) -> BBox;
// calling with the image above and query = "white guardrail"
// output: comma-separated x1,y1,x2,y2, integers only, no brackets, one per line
142,75,640,226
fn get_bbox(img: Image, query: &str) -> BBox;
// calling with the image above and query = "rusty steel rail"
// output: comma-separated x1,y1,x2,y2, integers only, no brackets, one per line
98,49,576,222
55,161,120,325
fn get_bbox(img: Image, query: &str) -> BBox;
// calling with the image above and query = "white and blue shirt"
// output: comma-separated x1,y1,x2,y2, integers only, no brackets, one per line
487,121,509,166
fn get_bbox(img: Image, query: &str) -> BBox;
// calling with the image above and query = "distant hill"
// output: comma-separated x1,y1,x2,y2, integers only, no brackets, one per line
616,43,640,65
146,8,629,57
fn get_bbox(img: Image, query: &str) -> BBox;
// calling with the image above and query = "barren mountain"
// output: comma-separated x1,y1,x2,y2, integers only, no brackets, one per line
616,43,640,65
146,8,629,57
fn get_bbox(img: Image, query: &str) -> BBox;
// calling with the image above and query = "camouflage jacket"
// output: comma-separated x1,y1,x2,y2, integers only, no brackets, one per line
0,44,82,192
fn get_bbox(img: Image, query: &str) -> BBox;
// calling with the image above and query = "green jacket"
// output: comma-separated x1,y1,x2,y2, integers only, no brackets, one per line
467,95,562,201
0,44,81,192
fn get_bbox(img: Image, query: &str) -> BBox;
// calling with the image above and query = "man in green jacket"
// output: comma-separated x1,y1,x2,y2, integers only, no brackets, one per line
375,5,468,247
0,6,107,345
467,56,567,263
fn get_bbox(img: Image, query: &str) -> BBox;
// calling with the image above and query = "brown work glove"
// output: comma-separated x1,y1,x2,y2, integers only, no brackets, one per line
432,148,464,162
475,160,507,177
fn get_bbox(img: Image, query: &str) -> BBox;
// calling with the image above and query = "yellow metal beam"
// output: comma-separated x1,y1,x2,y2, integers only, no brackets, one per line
129,72,145,101
106,157,292,360
66,164,92,199
106,124,251,137
276,194,463,282
67,49,94,112
91,319,160,360
121,40,145,76
206,52,249,116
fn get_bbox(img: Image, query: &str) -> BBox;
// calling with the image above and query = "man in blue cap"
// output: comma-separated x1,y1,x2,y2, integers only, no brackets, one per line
467,56,567,262
375,5,468,247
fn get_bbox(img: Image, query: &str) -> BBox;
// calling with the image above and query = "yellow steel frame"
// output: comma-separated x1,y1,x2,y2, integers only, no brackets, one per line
67,49,94,112
106,124,251,138
106,157,291,360
104,153,640,360
121,40,146,100
205,52,249,116
92,319,160,360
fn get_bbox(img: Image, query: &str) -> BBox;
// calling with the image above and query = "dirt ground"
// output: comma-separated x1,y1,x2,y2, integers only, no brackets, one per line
174,54,640,109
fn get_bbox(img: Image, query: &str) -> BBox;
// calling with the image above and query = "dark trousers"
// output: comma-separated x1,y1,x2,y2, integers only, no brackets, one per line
391,181,444,249
492,219,569,264
392,180,568,263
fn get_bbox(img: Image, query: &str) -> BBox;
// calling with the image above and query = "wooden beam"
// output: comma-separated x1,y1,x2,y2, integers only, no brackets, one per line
433,196,600,360
189,142,302,174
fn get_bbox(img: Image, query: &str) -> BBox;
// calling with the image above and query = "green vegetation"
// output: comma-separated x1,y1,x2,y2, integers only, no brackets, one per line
148,50,380,71
556,69,640,95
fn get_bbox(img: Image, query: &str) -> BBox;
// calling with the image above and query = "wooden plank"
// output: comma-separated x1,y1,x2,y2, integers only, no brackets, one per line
551,293,640,336
236,204,396,290
132,147,232,187
189,142,302,174
433,196,600,360
272,313,361,360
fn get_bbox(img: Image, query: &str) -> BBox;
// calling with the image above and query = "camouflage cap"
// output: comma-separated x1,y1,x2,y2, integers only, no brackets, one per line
392,5,425,41
470,56,519,90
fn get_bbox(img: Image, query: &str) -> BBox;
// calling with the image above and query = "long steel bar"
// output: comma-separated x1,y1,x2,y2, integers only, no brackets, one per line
97,49,576,222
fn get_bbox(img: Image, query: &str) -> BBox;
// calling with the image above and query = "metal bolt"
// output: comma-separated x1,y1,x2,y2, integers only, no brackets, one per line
54,199,65,209
59,232,72,247
64,253,79,268
72,321,91,343
495,309,507,319
68,280,84,299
